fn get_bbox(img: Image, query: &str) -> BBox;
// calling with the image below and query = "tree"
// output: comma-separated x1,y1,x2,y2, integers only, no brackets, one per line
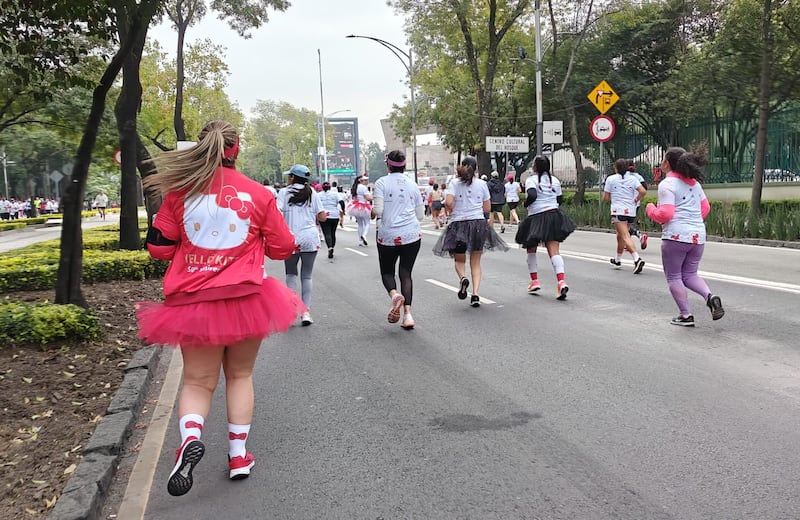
164,0,289,141
392,0,531,174
241,100,318,181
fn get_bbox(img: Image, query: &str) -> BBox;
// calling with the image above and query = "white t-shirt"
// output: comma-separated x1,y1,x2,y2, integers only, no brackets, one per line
504,181,521,202
604,173,640,217
524,173,562,214
658,175,707,244
447,177,489,221
277,184,324,252
356,183,370,203
318,190,340,219
373,173,423,245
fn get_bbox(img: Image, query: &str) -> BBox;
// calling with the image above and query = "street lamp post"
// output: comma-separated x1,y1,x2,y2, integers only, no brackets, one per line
534,0,544,158
1,147,16,199
346,34,418,183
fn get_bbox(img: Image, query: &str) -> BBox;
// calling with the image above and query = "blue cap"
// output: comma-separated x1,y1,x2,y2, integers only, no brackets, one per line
284,164,311,179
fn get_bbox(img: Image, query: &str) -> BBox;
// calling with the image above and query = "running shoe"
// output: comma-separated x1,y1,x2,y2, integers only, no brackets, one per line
229,452,255,480
387,293,405,323
706,294,725,320
500,225,505,233
457,277,469,300
670,315,695,327
301,312,313,326
527,280,541,293
640,233,648,250
470,295,481,307
401,312,415,330
633,258,645,274
556,280,569,300
167,437,205,496
361,236,368,247
609,258,622,267
328,247,334,259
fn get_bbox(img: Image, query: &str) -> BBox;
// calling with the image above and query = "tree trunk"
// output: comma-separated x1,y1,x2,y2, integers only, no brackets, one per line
136,135,162,227
174,21,188,141
751,0,773,216
567,106,586,204
55,14,144,306
115,6,151,250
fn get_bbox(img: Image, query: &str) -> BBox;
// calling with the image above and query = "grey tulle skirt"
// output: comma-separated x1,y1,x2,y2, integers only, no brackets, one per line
432,218,510,257
515,208,576,248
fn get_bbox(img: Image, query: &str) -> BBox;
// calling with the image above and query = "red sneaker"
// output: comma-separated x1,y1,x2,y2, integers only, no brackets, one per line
167,437,204,496
556,280,569,300
640,233,648,250
527,280,541,293
229,452,255,480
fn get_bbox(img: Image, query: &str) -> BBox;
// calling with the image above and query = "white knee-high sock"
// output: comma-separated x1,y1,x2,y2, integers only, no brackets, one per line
179,414,204,443
526,252,538,275
228,423,251,459
550,254,565,275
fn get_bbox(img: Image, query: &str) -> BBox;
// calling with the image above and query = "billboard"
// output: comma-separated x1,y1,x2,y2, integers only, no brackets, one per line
326,118,360,177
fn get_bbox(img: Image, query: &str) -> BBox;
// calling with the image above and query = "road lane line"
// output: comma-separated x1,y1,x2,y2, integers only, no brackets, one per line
344,247,369,257
559,249,800,295
425,278,496,304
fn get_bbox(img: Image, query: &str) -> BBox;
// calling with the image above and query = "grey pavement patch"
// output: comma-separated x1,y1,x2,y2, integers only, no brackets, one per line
50,347,162,520
429,411,539,433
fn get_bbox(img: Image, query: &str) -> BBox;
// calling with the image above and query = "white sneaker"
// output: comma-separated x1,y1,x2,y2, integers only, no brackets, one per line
301,311,313,326
401,312,415,330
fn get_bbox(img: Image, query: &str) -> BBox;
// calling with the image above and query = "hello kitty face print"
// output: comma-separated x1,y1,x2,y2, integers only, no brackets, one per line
183,185,255,250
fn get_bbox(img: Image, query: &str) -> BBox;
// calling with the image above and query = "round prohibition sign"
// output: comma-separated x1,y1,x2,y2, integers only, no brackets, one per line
590,115,616,143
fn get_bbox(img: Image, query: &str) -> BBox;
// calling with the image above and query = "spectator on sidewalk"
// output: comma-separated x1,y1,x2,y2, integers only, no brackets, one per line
136,120,304,496
94,192,109,220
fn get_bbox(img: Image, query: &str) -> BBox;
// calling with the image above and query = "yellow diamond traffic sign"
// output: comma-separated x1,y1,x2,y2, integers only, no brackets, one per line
587,80,619,114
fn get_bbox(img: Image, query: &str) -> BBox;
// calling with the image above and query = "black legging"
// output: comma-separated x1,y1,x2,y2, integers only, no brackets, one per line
377,239,421,305
319,218,339,249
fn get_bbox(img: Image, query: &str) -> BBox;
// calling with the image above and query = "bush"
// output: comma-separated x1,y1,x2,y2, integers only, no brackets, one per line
0,301,100,347
0,221,27,232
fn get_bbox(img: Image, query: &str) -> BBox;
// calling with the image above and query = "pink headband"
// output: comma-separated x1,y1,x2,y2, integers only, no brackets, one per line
386,158,406,167
223,138,240,159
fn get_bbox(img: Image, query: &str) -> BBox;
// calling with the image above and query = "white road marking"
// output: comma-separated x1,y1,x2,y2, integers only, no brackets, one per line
558,249,800,295
425,278,497,304
344,247,369,257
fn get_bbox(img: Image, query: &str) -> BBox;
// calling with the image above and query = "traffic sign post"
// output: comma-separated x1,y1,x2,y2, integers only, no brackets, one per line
485,136,529,153
589,115,616,143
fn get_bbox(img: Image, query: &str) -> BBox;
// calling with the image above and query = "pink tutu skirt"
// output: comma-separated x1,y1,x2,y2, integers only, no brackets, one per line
136,277,305,348
346,200,372,219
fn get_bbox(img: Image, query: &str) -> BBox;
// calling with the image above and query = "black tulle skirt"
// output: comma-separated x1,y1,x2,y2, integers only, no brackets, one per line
515,209,576,248
432,218,510,257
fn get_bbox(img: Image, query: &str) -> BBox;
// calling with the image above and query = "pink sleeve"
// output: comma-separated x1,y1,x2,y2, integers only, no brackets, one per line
700,198,711,219
147,195,179,260
646,203,675,224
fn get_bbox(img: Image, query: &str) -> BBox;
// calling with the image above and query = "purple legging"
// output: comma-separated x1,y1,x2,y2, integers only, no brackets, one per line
660,239,711,316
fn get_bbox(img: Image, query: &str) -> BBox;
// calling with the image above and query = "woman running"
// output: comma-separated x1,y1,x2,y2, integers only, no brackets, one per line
604,158,647,274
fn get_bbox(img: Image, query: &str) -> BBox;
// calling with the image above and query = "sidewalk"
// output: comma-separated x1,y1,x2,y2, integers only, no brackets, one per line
0,213,121,253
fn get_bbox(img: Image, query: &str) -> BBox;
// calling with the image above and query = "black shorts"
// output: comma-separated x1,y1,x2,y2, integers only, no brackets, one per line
490,203,505,213
507,201,519,210
611,215,635,223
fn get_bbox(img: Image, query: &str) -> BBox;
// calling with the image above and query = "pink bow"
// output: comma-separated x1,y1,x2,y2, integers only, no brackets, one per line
217,185,254,220
229,432,247,440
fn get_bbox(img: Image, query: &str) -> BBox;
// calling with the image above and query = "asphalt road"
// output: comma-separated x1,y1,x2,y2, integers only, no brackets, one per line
128,221,800,519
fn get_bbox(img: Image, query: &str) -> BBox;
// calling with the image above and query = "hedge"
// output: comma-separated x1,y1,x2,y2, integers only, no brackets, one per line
0,300,100,346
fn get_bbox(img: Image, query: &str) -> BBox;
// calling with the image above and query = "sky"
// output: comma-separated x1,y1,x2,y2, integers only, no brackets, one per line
148,1,413,147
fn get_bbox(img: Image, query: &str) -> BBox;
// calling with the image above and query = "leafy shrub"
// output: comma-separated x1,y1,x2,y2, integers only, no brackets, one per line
0,221,27,232
0,301,100,347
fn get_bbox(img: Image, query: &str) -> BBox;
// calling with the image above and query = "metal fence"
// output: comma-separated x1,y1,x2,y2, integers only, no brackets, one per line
550,107,800,186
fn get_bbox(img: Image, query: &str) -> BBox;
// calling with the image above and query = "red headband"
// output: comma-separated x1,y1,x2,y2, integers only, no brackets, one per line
223,138,240,159
386,158,406,167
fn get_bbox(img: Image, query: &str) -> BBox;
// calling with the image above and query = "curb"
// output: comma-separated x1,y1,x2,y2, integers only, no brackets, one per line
49,346,162,520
